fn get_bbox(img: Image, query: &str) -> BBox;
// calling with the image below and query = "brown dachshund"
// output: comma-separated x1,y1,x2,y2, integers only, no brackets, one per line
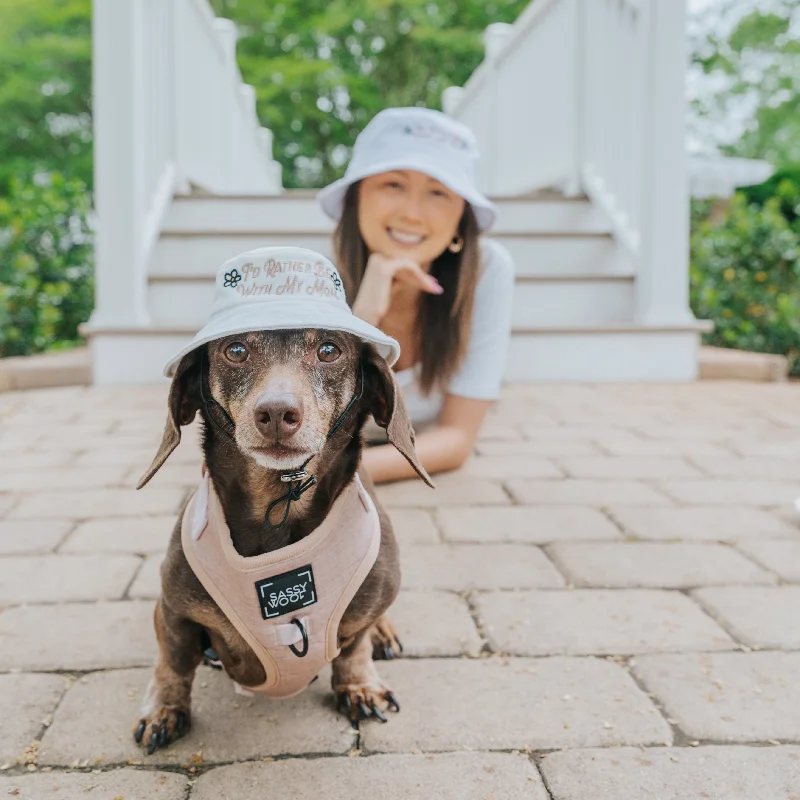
133,328,431,753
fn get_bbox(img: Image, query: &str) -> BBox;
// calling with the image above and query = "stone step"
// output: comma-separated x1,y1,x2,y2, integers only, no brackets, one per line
0,347,91,393
150,231,632,278
146,272,636,328
162,192,613,236
698,345,788,382
83,321,710,384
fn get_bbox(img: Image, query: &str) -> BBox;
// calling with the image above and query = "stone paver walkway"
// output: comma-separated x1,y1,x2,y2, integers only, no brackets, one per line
1,380,800,798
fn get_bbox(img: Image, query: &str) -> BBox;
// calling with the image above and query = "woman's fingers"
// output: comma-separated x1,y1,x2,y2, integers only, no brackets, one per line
389,261,443,295
352,253,444,326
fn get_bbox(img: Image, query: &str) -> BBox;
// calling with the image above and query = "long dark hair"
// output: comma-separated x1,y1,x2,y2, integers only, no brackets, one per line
334,182,481,395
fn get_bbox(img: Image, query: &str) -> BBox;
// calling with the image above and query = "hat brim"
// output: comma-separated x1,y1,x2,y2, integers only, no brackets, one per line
163,299,400,377
317,156,497,232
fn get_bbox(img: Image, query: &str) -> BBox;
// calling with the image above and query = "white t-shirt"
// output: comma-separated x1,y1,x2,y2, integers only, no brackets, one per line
367,238,515,436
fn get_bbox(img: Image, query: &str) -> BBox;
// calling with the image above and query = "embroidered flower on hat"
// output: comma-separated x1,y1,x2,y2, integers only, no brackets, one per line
328,270,343,291
224,268,243,288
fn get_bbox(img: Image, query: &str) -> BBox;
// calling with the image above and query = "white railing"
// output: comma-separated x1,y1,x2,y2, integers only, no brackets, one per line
445,0,695,326
444,0,580,198
90,0,281,328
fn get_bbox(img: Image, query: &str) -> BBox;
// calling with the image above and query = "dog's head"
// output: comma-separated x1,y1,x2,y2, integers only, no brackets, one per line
138,329,432,488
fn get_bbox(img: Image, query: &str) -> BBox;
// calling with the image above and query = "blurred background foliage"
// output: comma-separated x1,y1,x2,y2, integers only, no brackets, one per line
690,178,800,374
0,0,92,195
207,0,529,187
1,0,799,361
691,0,800,166
688,0,800,369
0,174,93,357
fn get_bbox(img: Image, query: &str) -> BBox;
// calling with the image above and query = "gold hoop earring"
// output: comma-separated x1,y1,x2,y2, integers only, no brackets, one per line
448,234,464,254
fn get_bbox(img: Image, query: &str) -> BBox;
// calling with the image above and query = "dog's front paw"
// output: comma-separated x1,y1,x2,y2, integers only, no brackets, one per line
133,706,190,754
334,682,400,729
370,615,403,661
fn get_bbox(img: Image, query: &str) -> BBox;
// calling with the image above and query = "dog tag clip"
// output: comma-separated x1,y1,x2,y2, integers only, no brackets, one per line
281,470,309,483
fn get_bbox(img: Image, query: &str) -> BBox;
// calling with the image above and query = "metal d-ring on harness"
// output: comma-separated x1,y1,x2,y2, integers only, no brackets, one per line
288,618,309,658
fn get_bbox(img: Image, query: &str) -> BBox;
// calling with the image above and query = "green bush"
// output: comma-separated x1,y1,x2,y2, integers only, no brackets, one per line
739,167,800,226
0,173,93,357
690,192,800,375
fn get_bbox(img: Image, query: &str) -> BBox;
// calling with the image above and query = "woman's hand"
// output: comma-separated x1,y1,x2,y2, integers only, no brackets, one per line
351,253,443,326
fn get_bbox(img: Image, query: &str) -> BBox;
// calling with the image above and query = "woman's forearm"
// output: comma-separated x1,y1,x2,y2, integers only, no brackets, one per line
362,425,473,484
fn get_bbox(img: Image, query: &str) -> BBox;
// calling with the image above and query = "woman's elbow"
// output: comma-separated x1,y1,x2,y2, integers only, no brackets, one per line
443,429,475,472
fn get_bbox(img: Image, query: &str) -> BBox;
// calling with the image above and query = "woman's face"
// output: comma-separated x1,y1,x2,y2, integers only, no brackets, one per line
357,170,466,265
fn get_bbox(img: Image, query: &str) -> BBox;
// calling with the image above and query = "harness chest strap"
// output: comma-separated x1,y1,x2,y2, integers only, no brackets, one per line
181,473,381,699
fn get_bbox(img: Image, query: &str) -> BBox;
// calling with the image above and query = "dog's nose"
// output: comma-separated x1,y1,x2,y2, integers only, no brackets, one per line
254,393,304,439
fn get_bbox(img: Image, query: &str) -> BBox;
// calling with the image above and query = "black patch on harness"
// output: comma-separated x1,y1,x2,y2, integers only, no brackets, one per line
255,565,317,620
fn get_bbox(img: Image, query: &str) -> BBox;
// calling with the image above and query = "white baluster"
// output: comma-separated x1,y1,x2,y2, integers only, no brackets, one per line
213,17,238,79
483,22,514,63
239,84,258,127
442,86,466,116
258,127,274,158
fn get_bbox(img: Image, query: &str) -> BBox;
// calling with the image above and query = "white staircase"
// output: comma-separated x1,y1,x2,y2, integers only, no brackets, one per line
86,0,708,385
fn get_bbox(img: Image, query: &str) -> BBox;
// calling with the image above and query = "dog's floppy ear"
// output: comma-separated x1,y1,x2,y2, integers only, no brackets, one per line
363,346,434,488
137,351,202,489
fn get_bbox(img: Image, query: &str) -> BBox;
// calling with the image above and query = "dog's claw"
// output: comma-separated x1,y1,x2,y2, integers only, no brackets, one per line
134,721,146,743
337,692,352,714
336,686,397,726
370,616,403,662
386,691,400,712
202,646,223,670
147,724,159,755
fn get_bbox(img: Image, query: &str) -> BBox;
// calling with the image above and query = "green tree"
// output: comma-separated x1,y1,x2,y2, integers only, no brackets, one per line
692,0,800,166
209,0,528,187
0,0,92,194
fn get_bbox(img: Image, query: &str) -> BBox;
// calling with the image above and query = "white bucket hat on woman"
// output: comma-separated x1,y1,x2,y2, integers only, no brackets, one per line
163,247,400,376
317,107,496,232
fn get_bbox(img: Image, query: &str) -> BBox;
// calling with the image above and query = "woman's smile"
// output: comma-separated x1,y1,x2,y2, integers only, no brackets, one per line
387,228,426,247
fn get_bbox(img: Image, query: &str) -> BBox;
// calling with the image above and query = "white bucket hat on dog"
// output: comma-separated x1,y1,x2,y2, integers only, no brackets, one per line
317,107,496,232
163,247,400,376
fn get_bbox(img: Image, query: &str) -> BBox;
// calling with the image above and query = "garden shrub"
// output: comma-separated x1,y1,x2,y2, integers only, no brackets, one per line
0,173,93,357
690,192,800,375
739,166,800,226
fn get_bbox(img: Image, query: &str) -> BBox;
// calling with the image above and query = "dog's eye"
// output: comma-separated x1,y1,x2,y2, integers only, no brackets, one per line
224,342,249,363
317,342,341,363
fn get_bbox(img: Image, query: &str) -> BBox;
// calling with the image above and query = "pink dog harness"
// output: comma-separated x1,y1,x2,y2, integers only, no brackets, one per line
181,473,380,699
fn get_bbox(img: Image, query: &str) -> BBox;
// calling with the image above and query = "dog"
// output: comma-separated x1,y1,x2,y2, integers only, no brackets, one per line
133,247,430,753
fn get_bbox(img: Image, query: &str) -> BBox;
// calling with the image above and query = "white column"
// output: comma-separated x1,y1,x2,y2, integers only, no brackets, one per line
90,0,150,327
635,0,694,325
